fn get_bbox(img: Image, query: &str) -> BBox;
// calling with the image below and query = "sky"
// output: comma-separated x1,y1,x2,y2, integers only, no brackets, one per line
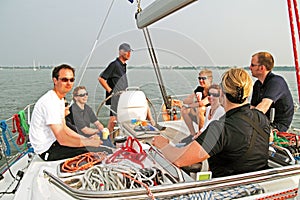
0,0,299,68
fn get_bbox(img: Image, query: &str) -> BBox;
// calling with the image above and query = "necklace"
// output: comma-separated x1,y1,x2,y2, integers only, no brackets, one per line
208,105,219,120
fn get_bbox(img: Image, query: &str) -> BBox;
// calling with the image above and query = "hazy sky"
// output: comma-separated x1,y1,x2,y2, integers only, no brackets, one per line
0,0,298,68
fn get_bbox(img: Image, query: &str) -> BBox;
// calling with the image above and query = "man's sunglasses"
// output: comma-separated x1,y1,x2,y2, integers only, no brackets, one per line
59,77,75,82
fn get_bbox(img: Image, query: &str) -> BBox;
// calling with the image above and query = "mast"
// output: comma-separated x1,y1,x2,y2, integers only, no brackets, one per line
135,0,198,111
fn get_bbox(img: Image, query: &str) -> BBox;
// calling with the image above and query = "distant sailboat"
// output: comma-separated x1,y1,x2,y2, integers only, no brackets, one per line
33,60,37,71
33,60,40,71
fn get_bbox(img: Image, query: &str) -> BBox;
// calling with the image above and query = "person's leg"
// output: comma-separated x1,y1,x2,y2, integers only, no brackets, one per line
198,106,206,131
39,141,89,161
39,141,114,161
181,107,197,135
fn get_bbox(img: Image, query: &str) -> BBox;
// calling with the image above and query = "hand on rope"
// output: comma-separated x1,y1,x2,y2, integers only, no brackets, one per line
61,152,107,173
12,114,25,145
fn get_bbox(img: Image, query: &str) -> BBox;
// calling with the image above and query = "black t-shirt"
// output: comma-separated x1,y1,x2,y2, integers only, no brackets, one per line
251,72,294,131
99,58,128,105
196,104,270,177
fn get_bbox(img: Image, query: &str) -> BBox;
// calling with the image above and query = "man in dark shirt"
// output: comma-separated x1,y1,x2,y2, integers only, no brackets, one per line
152,68,270,178
98,43,131,134
250,52,294,132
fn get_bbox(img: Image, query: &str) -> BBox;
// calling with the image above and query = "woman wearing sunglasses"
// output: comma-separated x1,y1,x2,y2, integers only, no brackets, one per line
197,84,225,135
66,86,114,147
181,69,213,136
180,84,225,144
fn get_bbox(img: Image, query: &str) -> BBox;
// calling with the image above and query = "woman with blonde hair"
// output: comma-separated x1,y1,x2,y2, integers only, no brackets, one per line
181,69,213,135
152,68,270,178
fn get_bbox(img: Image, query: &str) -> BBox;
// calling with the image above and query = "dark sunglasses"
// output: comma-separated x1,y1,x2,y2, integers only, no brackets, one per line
250,63,260,67
65,102,69,107
59,77,75,82
76,92,88,97
198,76,207,81
208,92,220,97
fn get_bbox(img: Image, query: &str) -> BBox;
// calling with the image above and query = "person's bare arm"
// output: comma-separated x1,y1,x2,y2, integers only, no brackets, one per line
254,98,273,114
80,127,99,135
152,135,210,167
94,120,104,131
50,124,102,147
183,93,195,104
98,77,112,93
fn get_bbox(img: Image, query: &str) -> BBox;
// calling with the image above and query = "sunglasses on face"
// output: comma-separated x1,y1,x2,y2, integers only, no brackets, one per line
59,77,75,82
76,92,88,97
208,92,220,97
198,76,207,81
250,63,260,67
65,102,69,107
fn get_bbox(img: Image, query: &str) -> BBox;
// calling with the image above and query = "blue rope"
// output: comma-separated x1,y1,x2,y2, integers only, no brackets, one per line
0,120,11,156
0,120,22,156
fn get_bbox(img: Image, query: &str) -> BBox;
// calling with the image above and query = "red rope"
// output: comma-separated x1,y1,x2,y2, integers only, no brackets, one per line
257,188,298,200
12,114,25,145
105,136,147,168
287,0,300,103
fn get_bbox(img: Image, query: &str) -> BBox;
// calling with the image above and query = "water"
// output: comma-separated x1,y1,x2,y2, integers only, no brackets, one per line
0,67,299,129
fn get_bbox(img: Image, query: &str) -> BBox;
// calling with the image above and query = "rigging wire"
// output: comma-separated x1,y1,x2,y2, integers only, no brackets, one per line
142,27,172,110
76,0,116,86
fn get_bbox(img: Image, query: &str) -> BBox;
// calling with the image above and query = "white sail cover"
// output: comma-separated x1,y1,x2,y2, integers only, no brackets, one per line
136,0,198,29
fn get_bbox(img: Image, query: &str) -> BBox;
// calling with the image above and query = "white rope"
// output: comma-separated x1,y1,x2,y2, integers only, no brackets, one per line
81,164,157,191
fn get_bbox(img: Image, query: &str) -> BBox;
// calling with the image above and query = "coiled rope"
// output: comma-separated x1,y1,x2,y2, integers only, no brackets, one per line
61,152,107,173
0,120,21,156
18,110,29,134
12,114,25,145
79,164,156,199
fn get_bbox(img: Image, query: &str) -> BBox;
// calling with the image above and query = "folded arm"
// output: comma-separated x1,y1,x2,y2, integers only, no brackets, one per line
253,98,273,114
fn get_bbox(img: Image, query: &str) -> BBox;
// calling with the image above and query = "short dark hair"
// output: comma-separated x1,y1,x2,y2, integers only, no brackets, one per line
52,64,75,79
252,52,274,71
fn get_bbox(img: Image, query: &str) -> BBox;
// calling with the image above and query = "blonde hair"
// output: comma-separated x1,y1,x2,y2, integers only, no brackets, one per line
199,69,212,78
221,68,252,103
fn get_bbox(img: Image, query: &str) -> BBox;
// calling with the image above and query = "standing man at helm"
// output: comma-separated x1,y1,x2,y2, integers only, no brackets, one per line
98,43,132,135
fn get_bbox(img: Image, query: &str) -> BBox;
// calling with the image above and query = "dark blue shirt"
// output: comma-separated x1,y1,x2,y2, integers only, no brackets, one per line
100,58,128,105
251,72,294,131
